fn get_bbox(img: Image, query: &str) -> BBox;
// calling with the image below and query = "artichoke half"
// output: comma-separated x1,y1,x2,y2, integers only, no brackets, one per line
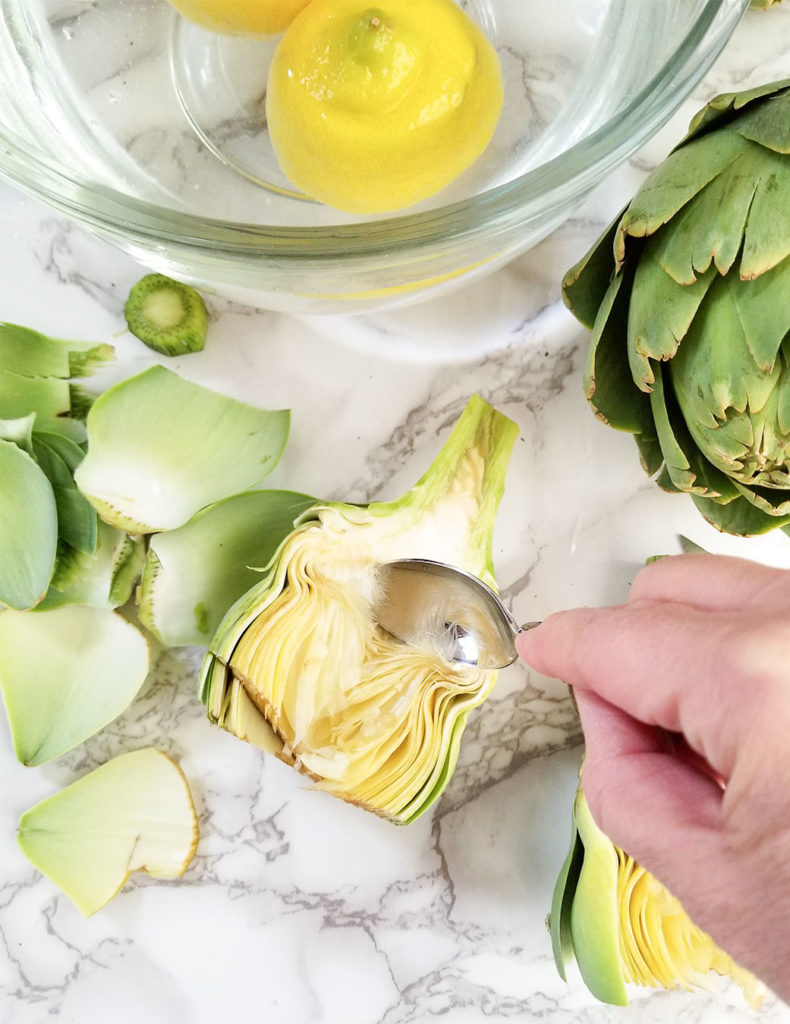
564,80,790,536
550,786,763,1007
198,395,518,824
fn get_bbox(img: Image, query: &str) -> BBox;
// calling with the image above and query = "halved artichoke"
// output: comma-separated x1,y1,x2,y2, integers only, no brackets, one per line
550,785,763,1007
198,395,518,824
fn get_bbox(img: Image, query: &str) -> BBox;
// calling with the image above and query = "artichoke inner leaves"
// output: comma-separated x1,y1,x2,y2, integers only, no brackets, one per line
200,396,517,823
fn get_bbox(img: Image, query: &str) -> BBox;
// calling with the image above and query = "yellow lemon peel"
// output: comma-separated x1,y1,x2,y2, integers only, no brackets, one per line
167,0,314,37
265,0,504,213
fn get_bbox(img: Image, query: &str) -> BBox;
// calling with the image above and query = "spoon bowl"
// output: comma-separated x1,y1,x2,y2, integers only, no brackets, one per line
374,558,533,670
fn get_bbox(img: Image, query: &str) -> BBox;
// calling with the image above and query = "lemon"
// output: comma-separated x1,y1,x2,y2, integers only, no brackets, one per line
265,0,504,214
167,0,314,36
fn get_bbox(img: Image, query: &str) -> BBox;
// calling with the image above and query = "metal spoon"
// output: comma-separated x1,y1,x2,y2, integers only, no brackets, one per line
374,558,537,671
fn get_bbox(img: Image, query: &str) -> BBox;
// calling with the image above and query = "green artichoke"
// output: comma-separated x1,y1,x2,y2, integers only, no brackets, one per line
563,80,790,536
198,395,517,824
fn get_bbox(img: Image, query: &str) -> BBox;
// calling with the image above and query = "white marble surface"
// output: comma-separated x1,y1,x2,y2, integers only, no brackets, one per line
3,7,790,1023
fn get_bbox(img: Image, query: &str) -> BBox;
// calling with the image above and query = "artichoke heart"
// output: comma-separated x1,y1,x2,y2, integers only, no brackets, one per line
550,787,763,1007
198,395,518,824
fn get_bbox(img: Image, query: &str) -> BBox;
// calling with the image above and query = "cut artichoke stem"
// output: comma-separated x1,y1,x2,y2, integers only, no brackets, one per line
550,782,764,1007
199,395,518,824
123,273,209,357
0,605,150,766
17,748,198,916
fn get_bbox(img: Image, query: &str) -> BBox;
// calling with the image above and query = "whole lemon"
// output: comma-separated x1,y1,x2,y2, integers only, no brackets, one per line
167,0,313,36
265,0,504,214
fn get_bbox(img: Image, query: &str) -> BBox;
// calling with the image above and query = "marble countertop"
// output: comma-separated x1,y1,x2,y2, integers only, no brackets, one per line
4,7,790,1023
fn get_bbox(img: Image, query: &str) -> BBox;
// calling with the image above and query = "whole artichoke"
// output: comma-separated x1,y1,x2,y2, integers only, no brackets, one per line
564,80,790,536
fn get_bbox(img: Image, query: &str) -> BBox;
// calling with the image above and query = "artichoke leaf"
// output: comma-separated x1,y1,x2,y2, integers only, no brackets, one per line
74,366,291,533
549,819,585,980
740,149,790,278
200,396,517,823
562,217,622,330
648,364,741,499
627,248,714,388
0,322,114,379
32,435,98,555
728,255,790,373
17,748,198,916
692,491,790,535
732,85,790,155
653,149,758,281
584,270,654,435
139,489,315,647
0,439,58,610
0,605,150,765
682,79,790,143
615,131,745,265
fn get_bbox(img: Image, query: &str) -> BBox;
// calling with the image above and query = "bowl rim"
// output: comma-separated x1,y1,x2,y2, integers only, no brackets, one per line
0,0,751,260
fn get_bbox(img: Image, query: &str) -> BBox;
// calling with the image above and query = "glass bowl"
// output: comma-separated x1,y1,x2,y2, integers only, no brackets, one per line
0,0,749,315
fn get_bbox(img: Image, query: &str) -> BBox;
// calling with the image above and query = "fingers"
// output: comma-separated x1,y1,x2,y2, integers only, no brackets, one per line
630,552,790,611
574,692,732,919
515,598,775,780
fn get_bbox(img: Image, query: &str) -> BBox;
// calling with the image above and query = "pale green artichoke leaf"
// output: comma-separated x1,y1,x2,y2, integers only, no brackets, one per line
562,217,622,330
37,521,145,610
138,489,315,647
0,371,71,426
733,86,790,155
0,605,150,765
0,439,58,610
0,413,36,451
570,791,629,1006
627,245,715,388
32,435,98,555
648,364,740,499
17,748,198,916
74,366,291,533
615,131,745,265
585,270,655,437
728,256,790,373
740,146,790,278
0,322,114,379
653,152,757,280
692,492,790,535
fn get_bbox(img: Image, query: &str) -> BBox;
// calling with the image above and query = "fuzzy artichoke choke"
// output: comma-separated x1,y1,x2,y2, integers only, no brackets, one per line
551,787,763,1007
198,395,518,824
564,80,790,536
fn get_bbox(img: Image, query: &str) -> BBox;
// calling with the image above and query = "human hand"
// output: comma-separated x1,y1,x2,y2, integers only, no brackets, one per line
516,552,790,1002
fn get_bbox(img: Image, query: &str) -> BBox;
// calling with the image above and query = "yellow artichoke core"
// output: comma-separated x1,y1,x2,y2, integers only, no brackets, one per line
226,513,495,820
616,850,763,1007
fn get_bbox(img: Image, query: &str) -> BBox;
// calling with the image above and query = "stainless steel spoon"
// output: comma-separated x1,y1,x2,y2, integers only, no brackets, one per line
374,558,537,671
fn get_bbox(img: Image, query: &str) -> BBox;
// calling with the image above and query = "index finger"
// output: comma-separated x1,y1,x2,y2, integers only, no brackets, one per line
515,599,790,782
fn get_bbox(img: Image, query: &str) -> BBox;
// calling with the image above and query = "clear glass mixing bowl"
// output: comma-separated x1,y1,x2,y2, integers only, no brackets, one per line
0,0,750,314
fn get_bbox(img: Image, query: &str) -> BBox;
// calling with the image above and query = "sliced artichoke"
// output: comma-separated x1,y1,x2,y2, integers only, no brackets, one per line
18,748,198,915
550,785,764,1007
198,395,518,824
